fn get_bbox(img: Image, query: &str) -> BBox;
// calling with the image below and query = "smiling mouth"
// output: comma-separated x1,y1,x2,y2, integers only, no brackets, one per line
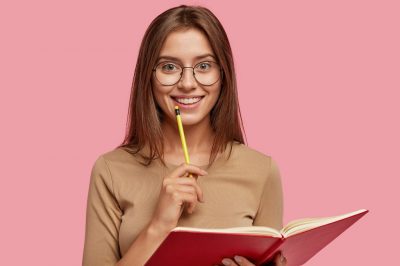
170,96,205,105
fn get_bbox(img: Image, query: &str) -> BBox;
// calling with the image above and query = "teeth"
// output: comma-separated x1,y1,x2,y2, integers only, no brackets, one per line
174,97,202,104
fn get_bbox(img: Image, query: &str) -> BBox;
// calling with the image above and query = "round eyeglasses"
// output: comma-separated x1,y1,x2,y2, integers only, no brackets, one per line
152,61,221,86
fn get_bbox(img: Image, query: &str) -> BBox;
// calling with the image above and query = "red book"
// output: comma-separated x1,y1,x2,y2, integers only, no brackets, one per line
145,209,368,266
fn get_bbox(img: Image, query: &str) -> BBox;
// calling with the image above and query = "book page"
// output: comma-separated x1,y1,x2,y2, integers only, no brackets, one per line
172,226,282,237
281,209,367,237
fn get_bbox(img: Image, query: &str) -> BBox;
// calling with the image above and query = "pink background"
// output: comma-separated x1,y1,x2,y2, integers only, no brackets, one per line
1,0,399,265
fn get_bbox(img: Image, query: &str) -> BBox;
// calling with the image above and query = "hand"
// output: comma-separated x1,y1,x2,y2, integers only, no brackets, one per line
217,252,286,266
150,163,207,234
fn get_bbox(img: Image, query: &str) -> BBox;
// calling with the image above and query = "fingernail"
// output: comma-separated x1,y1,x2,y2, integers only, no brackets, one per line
234,256,243,263
201,169,208,175
280,254,285,262
221,258,231,265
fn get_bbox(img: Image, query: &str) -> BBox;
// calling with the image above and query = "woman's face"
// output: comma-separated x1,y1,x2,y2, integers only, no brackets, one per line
152,28,221,126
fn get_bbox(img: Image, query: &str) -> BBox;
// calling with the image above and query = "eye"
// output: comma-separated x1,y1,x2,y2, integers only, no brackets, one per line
196,62,212,71
160,62,180,73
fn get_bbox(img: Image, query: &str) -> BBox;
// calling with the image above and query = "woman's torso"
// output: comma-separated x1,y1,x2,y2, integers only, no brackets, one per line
101,142,274,256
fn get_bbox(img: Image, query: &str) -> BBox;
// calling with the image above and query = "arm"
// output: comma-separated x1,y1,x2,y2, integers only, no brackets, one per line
82,156,123,266
82,156,171,266
117,163,206,266
115,222,169,266
253,157,284,230
82,157,205,266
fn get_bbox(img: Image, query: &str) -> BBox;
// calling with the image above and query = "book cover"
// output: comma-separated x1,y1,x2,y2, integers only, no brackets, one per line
145,209,368,266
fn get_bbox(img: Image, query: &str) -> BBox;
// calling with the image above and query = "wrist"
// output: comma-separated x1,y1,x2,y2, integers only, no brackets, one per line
147,220,173,239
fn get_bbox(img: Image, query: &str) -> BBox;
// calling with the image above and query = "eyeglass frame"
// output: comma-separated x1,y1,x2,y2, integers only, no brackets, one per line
152,60,223,86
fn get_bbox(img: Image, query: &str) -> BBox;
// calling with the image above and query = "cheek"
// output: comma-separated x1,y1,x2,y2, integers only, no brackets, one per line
208,85,221,104
152,82,169,105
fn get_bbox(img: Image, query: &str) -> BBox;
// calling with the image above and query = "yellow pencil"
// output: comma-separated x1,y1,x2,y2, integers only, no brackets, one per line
174,106,193,178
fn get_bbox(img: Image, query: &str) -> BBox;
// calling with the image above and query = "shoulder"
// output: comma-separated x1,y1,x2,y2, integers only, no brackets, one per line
92,146,152,173
99,147,138,164
231,142,273,164
89,147,161,193
230,142,280,176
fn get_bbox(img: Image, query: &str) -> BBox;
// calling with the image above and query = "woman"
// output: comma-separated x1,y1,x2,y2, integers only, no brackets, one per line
83,5,286,266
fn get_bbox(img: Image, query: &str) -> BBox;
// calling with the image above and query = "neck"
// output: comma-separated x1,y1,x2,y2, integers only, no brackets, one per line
161,115,215,155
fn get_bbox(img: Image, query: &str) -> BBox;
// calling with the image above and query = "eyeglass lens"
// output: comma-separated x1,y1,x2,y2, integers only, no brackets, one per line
154,61,220,86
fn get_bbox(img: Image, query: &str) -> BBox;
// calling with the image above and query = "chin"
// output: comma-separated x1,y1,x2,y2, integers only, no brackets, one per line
179,114,208,126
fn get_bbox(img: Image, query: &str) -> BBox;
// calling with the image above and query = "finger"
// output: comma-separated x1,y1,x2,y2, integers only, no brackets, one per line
164,177,196,186
221,258,239,266
172,192,197,210
173,178,205,202
281,255,287,266
273,252,287,266
185,197,197,214
186,201,196,214
163,180,204,202
176,186,197,213
181,190,198,214
176,185,196,194
233,255,255,266
170,163,208,178
163,178,204,203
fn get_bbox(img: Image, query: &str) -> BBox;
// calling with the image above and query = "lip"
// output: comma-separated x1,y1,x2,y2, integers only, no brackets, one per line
170,96,205,110
170,95,205,99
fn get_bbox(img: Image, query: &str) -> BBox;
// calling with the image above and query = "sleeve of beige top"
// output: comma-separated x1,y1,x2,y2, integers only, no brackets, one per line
82,155,123,266
253,157,284,230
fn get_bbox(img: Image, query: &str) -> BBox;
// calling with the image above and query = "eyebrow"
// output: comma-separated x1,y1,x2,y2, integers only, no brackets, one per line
157,53,216,62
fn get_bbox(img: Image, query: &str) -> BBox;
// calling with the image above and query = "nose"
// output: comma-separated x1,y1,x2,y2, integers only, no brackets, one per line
177,67,197,90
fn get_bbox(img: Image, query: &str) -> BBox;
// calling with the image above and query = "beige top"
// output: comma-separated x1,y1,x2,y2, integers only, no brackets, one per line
82,141,283,266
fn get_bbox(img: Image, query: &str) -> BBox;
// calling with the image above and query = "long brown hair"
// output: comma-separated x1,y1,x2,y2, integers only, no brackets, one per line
117,5,247,167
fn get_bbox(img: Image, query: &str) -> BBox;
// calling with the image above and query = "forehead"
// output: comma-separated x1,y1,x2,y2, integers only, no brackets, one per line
158,28,215,62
